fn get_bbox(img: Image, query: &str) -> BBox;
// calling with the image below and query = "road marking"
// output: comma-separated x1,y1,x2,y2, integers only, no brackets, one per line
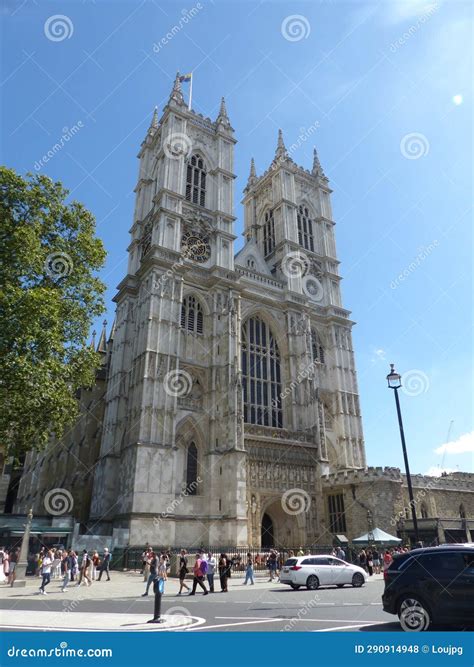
186,618,284,631
342,602,362,606
315,623,376,632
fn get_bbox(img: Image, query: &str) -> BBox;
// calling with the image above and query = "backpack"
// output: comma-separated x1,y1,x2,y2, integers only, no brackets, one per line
200,559,208,575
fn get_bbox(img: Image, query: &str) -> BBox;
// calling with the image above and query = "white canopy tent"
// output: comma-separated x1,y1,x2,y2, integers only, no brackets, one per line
352,527,402,545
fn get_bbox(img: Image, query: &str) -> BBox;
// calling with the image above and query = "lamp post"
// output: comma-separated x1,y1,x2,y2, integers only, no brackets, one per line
386,364,419,544
367,509,374,546
18,508,33,575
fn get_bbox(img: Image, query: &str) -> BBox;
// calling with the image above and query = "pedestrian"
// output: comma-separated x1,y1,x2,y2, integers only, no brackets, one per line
206,551,216,593
177,549,190,595
188,551,208,595
38,550,53,594
142,550,157,596
218,553,228,592
3,549,10,584
98,547,111,581
297,546,304,557
268,549,278,582
61,550,74,592
76,550,92,587
358,549,367,572
8,547,19,587
336,546,346,561
142,547,151,581
383,550,392,571
367,550,374,576
91,551,100,580
372,548,381,574
243,552,255,585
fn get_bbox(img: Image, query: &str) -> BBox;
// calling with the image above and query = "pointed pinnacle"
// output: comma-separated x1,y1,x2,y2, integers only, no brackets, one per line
249,157,256,179
169,72,184,105
275,129,288,160
150,106,159,130
312,146,326,178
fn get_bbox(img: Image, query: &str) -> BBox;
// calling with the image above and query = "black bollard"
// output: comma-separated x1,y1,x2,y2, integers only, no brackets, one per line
147,577,164,624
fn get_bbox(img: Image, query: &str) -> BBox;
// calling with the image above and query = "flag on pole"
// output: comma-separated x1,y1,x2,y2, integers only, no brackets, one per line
179,72,193,110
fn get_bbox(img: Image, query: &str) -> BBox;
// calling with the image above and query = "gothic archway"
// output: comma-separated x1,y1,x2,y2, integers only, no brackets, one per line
261,513,274,548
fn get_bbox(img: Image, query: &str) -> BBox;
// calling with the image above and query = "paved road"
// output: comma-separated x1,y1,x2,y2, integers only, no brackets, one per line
0,571,401,632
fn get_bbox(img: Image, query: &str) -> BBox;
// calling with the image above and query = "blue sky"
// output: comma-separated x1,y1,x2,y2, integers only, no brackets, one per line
2,0,472,476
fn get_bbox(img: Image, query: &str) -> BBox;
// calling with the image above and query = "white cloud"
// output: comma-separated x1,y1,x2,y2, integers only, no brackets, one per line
434,431,474,456
370,348,387,364
424,466,457,477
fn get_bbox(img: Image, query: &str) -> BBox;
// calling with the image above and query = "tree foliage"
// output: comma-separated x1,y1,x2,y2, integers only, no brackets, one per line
0,167,107,460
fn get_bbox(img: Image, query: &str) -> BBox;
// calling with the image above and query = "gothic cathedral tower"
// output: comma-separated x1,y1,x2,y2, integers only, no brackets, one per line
90,76,365,548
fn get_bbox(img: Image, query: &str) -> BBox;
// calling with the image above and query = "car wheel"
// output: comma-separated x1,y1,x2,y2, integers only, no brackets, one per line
337,584,344,588
352,572,364,588
398,597,431,632
290,584,301,590
306,575,319,590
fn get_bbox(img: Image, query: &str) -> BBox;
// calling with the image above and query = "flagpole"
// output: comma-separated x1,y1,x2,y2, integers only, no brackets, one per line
188,73,193,111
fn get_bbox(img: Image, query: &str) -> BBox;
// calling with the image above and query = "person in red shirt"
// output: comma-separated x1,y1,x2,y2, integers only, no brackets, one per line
188,551,208,596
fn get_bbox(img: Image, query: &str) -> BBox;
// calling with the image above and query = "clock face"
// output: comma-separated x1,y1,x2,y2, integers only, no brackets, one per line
181,231,211,263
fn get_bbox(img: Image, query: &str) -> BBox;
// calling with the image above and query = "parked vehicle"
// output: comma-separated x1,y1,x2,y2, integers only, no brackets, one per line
382,544,474,631
280,555,367,590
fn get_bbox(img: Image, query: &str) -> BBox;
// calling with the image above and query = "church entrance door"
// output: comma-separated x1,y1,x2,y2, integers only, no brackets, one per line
261,513,274,548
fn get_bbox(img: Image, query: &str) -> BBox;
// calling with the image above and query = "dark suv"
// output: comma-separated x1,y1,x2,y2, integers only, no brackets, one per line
382,544,474,630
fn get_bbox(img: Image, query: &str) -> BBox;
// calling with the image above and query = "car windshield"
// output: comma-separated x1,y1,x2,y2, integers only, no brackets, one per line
284,558,298,566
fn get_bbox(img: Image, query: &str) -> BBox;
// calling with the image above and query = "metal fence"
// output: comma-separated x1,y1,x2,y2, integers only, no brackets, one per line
112,545,360,572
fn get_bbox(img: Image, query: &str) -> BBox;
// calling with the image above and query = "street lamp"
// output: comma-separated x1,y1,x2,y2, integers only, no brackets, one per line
386,364,419,544
367,509,374,546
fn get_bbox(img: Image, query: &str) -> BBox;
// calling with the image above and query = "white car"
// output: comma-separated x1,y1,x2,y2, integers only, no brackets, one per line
280,555,367,590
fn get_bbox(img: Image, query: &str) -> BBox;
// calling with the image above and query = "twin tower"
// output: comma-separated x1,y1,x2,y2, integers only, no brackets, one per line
88,73,366,549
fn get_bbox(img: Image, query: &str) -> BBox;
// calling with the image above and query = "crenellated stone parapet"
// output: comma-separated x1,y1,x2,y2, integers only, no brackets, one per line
321,466,402,487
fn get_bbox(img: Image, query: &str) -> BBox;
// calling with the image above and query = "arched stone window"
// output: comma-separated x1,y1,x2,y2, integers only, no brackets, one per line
242,316,283,427
297,205,314,252
311,329,325,364
185,154,206,207
262,209,275,257
459,504,466,519
180,295,203,334
185,442,198,494
420,503,428,519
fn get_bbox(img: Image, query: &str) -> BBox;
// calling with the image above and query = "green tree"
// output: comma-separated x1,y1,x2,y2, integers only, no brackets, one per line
0,167,107,460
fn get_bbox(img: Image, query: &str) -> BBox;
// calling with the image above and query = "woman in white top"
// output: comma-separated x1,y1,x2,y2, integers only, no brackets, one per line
39,550,53,594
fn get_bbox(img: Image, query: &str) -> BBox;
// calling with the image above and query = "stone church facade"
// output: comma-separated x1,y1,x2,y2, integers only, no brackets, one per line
12,75,473,550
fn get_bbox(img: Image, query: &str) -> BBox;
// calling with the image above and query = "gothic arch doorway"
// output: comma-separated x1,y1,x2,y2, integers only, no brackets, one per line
261,513,274,548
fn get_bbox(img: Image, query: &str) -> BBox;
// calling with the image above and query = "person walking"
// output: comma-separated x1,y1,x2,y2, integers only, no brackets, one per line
177,549,190,595
372,548,381,574
189,551,208,595
91,551,100,581
367,550,374,576
358,549,367,572
206,552,216,593
61,550,75,592
38,550,53,594
98,548,111,581
218,553,228,592
0,547,5,584
142,550,157,596
8,547,19,587
268,549,278,582
76,550,92,587
243,552,255,585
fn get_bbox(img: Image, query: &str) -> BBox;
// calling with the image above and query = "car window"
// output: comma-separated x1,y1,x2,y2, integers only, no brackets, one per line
314,557,330,566
284,558,298,566
328,558,344,566
463,552,474,569
301,558,314,565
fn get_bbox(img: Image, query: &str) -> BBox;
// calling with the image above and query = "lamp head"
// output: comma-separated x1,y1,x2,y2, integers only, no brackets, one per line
387,363,402,389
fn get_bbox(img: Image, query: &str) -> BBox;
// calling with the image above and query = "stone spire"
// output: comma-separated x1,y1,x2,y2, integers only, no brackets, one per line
247,157,257,186
216,96,230,126
90,330,96,350
275,129,288,160
312,146,327,180
149,106,159,131
97,320,107,354
108,317,116,342
168,72,185,106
